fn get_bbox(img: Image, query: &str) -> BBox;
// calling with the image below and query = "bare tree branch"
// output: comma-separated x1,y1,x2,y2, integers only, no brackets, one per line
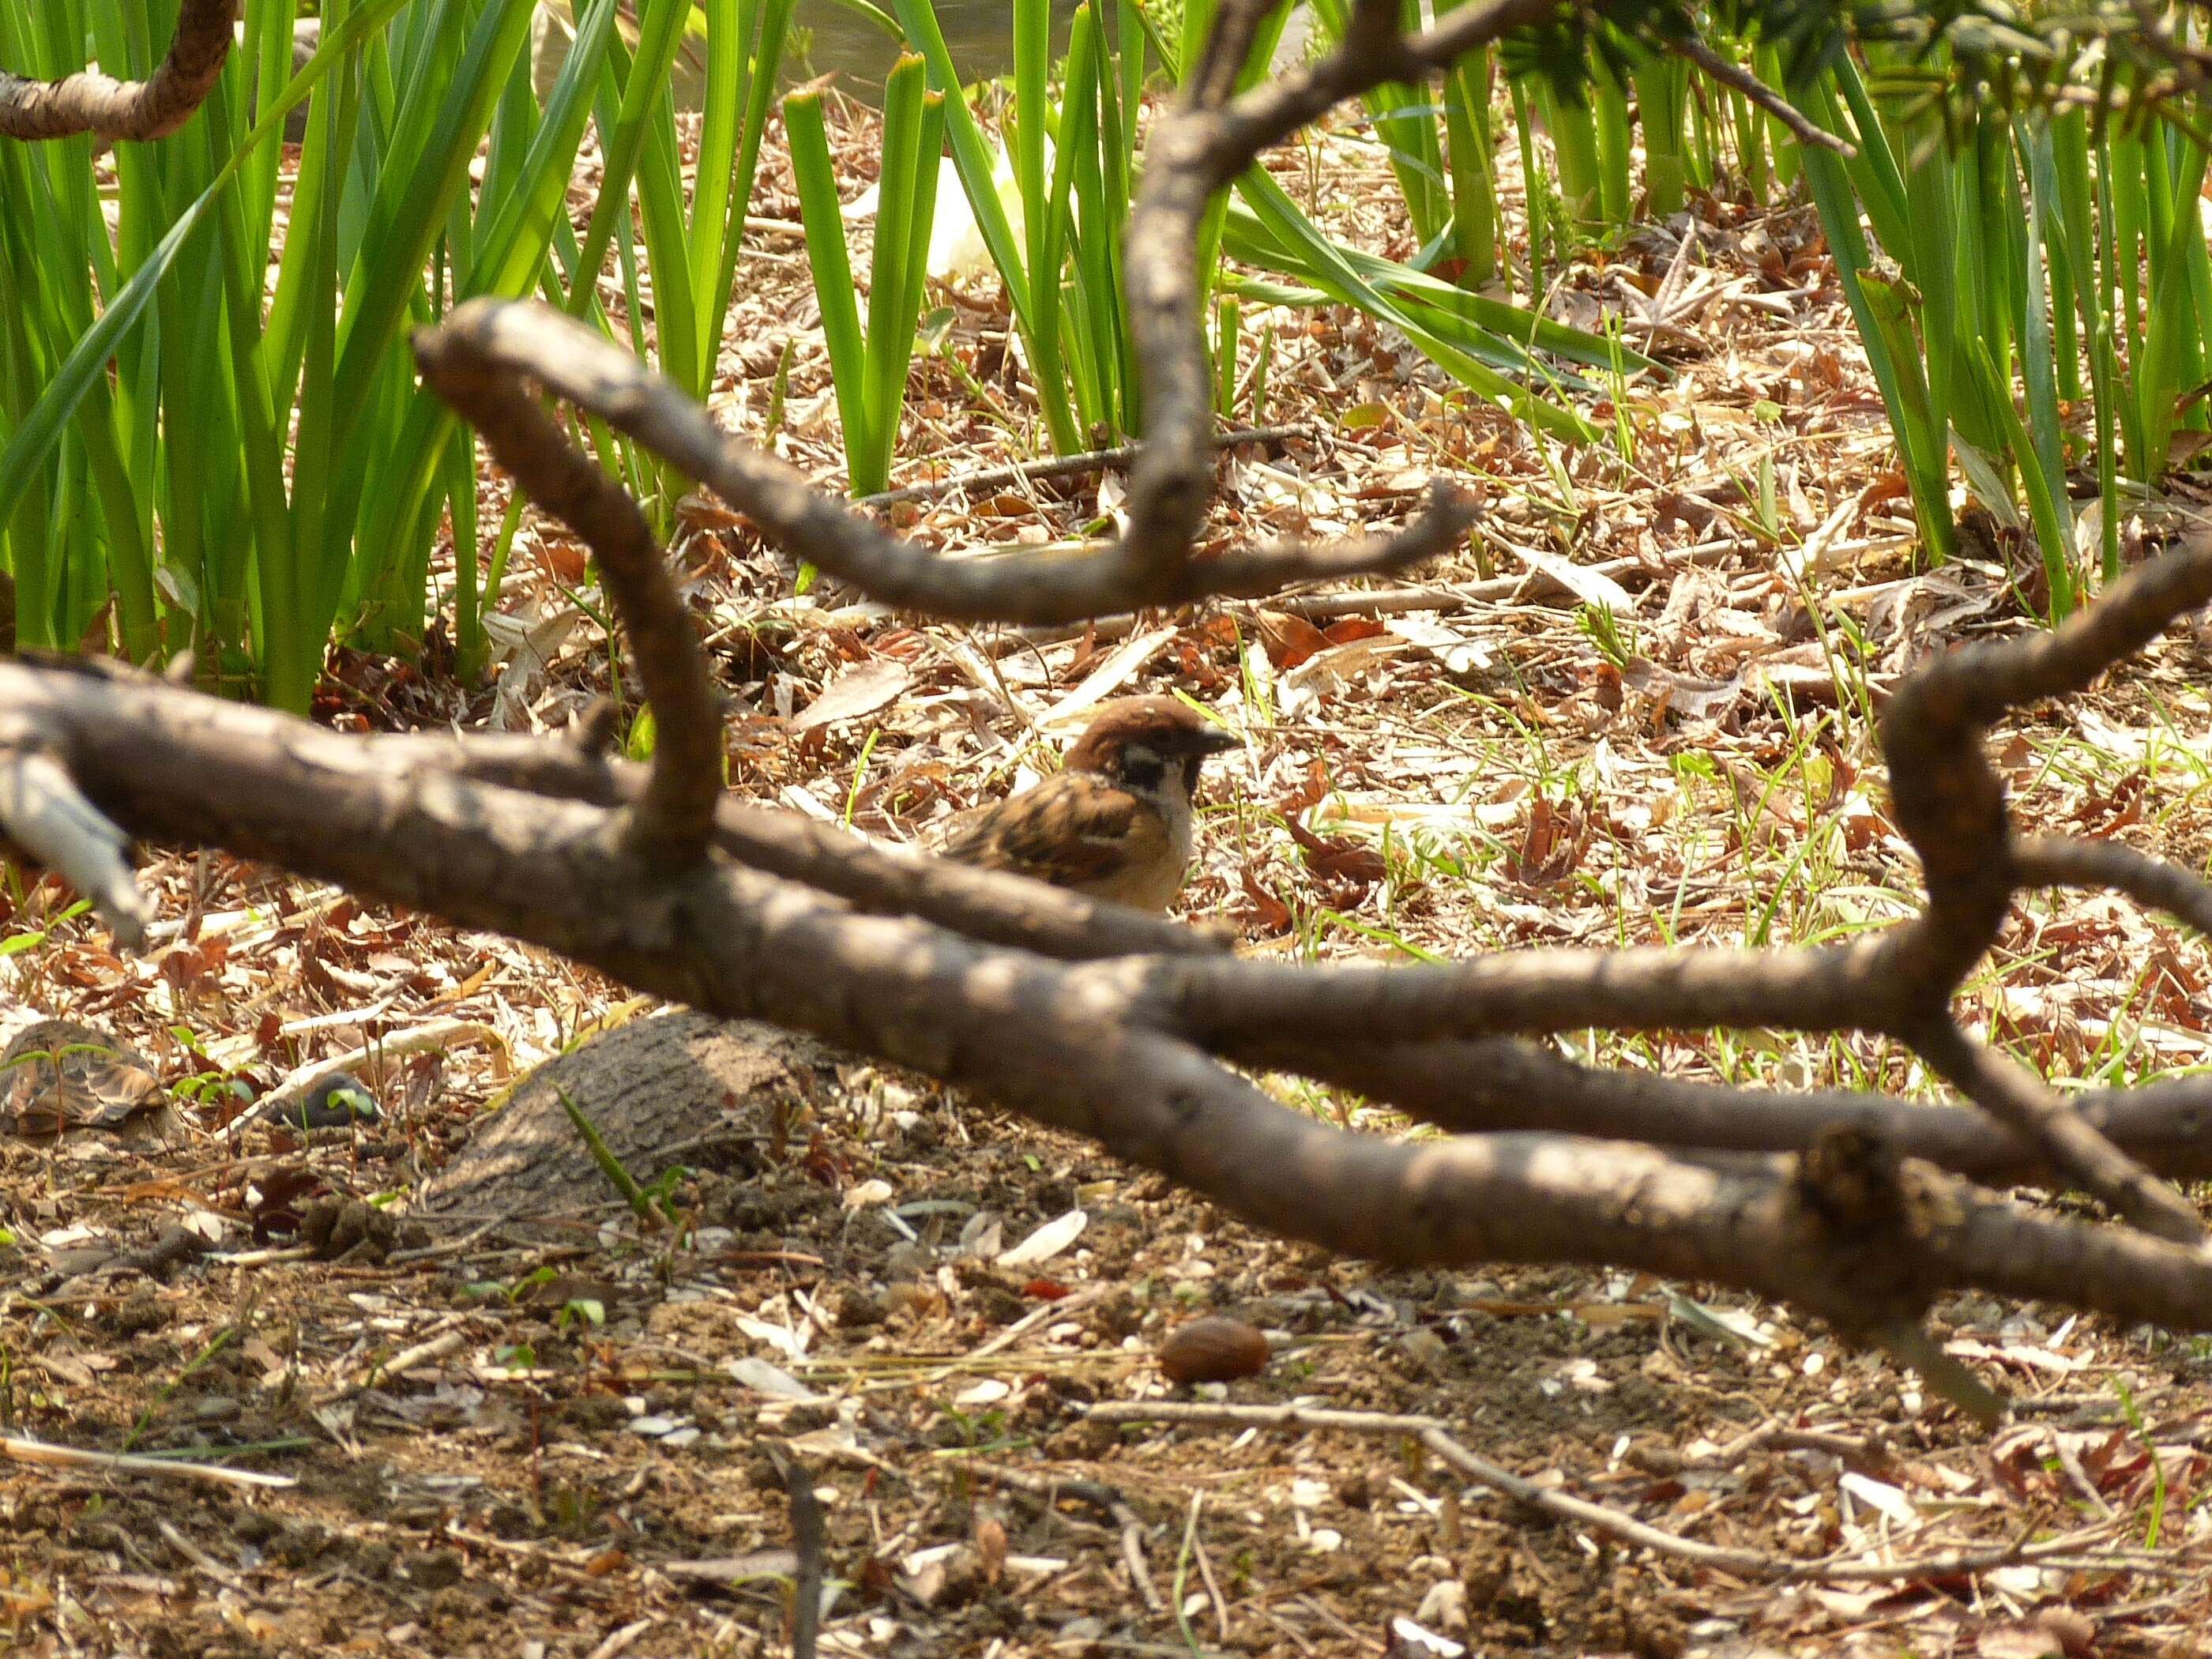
416,329,724,863
852,423,1309,510
1239,1033,2212,1185
419,299,1473,626
1666,31,1854,156
412,732,1232,961
11,655,2212,1345
0,737,152,949
9,0,2212,1398
1909,1019,2203,1243
2014,832,2212,935
0,0,235,143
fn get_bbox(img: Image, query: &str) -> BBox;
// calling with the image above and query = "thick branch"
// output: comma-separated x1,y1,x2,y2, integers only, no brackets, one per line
1156,935,1899,1047
412,731,1229,961
0,0,235,143
7,661,2212,1339
0,738,152,949
1872,547,2212,1231
1120,0,1557,579
1242,1034,2212,1185
1908,1020,2203,1243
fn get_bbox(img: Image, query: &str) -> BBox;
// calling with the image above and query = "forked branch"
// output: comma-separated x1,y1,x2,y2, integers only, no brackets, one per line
6,0,2212,1409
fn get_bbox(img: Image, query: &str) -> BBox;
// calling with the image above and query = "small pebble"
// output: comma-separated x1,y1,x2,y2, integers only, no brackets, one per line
1158,1315,1269,1384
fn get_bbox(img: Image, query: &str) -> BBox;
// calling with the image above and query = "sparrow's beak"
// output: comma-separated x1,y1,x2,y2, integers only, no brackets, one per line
1189,724,1243,757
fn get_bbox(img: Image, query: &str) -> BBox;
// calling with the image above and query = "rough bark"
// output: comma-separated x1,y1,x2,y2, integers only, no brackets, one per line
0,0,235,143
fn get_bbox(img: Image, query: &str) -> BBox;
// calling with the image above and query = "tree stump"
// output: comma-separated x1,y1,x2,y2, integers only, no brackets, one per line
418,1011,845,1234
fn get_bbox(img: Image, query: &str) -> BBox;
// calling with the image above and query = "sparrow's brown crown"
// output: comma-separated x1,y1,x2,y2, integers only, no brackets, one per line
1063,696,1240,783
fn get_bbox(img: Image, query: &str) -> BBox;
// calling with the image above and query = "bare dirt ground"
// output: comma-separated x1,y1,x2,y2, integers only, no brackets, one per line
4,91,2212,1659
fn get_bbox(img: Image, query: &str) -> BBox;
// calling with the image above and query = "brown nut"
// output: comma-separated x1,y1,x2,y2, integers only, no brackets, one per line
1158,1315,1269,1384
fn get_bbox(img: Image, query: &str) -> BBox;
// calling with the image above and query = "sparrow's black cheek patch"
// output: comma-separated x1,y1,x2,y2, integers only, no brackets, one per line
1119,752,1166,793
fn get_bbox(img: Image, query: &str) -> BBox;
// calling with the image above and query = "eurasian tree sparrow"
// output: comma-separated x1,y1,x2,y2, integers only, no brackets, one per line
932,697,1240,911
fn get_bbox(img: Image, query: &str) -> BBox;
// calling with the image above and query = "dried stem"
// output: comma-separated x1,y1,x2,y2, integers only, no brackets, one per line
1085,1401,2127,1582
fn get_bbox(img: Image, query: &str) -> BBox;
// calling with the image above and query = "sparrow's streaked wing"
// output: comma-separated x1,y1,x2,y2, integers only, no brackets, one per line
935,771,1170,890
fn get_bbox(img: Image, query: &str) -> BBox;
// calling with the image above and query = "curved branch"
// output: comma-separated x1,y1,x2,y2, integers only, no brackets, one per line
414,300,1471,627
9,0,2210,1399
1666,32,1853,156
1146,545,2212,1216
414,732,1230,961
12,659,2212,1341
2014,833,2212,935
1119,0,1559,574
1240,1033,2212,1184
1909,1019,2203,1243
1869,547,2212,1233
415,325,724,862
0,0,235,143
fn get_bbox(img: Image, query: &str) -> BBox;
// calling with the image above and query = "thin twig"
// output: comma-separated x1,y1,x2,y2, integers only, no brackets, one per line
156,1518,247,1589
1093,1399,1790,1576
0,1435,295,1491
855,424,1311,510
1190,1497,1232,1642
1119,1500,1164,1613
2014,833,2212,935
783,1452,826,1659
944,1455,1130,1523
320,1326,468,1402
1668,32,1855,156
1086,1401,2157,1585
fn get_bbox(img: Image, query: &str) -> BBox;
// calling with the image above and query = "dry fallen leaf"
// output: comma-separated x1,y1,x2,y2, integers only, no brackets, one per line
1237,870,1294,935
1973,1622,2067,1659
973,1516,1008,1586
1286,817,1389,890
1621,657,1744,720
795,659,912,731
1255,609,1330,669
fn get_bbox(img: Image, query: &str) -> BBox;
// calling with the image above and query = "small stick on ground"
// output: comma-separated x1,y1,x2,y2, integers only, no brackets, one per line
322,1326,469,1401
1086,1401,2164,1585
0,1434,296,1491
1119,1499,1164,1613
780,1450,826,1659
